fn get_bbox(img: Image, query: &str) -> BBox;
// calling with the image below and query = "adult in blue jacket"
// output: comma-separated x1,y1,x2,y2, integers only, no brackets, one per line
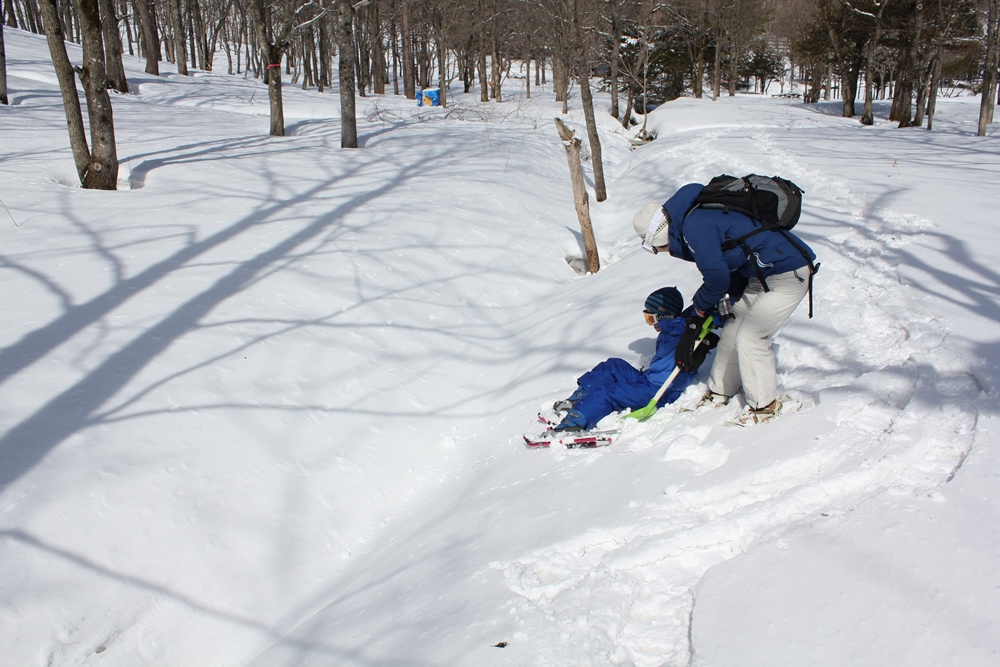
553,287,718,432
633,182,817,424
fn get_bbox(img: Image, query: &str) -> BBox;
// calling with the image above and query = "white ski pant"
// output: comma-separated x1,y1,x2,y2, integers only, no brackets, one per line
707,269,809,409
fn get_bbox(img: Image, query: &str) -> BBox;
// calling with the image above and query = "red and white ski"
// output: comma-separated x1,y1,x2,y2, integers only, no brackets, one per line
523,429,619,449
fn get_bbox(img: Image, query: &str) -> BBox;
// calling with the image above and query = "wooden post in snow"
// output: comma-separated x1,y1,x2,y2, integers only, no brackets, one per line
554,117,600,274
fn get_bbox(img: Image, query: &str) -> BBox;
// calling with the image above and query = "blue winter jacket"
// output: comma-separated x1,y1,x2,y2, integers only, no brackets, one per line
644,314,695,390
663,183,817,314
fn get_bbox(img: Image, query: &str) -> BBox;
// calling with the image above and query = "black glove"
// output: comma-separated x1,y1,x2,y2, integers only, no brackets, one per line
688,332,720,372
675,314,710,372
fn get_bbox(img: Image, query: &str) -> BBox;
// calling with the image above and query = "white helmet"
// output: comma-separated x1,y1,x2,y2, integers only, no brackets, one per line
633,202,670,248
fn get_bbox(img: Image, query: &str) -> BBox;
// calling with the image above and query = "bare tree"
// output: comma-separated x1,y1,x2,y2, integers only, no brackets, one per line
861,0,890,124
38,0,119,188
401,0,416,98
618,0,661,134
38,0,90,180
0,20,8,105
76,0,120,188
672,0,713,99
100,0,128,91
250,0,324,136
336,0,358,146
568,0,607,201
723,0,769,95
596,0,629,116
169,0,189,74
133,0,161,75
555,118,600,273
534,0,607,199
980,0,1000,134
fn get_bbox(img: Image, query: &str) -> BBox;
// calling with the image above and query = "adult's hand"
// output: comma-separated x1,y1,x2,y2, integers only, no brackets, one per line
688,332,720,372
675,314,711,372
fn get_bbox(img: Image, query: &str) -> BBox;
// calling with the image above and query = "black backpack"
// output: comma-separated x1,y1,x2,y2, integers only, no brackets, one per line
692,174,803,231
690,174,818,317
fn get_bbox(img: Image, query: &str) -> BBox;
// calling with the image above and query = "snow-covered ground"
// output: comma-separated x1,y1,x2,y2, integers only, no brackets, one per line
2,28,999,666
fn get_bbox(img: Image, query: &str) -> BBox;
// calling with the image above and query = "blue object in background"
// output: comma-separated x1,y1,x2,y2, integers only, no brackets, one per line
417,89,440,107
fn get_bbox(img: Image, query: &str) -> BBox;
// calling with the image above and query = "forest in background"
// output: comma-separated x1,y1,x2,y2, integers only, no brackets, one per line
2,0,998,188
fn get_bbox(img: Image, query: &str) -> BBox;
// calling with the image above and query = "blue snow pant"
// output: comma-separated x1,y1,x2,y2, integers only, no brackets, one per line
561,358,662,430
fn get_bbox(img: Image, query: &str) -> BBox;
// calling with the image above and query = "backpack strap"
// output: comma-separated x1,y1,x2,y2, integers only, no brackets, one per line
777,229,820,319
720,225,771,252
722,228,820,318
725,235,771,294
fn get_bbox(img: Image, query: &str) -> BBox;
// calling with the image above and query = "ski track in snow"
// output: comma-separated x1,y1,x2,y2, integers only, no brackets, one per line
491,125,981,666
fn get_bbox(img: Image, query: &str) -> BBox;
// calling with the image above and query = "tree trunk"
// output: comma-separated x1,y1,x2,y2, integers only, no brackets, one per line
371,1,385,94
861,2,888,126
188,0,204,69
249,0,285,136
622,85,633,129
926,53,942,130
354,2,369,97
913,70,929,126
0,22,7,105
401,0,414,99
554,118,600,274
609,13,620,119
577,67,607,202
26,0,41,32
891,6,923,127
390,18,399,94
3,0,16,28
477,27,487,102
980,0,1000,135
553,53,568,103
841,60,857,116
319,19,331,91
76,0,119,189
99,0,129,92
693,33,705,99
728,43,738,96
133,0,160,75
711,30,722,99
169,0,188,74
38,0,91,181
263,43,285,135
436,36,446,107
491,39,501,102
337,0,358,148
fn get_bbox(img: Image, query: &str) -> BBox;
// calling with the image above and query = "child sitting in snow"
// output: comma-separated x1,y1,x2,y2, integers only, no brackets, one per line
552,287,719,432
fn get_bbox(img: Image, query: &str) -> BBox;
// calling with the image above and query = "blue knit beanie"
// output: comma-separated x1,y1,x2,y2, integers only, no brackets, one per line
644,286,684,319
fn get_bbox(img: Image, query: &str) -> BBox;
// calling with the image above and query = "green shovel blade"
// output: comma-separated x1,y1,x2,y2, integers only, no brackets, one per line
624,317,713,422
625,398,659,421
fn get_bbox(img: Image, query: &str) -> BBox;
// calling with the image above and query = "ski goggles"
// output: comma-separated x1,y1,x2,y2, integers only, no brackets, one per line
643,310,675,326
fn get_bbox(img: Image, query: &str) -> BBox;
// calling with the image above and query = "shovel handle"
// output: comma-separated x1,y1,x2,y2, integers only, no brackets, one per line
649,336,703,405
